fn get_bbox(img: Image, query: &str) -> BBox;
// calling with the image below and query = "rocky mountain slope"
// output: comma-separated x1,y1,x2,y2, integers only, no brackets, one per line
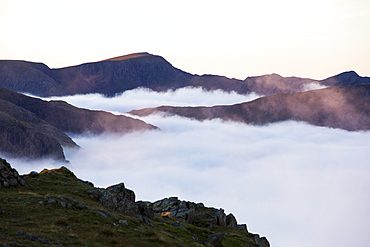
130,84,370,131
0,87,157,160
1,52,369,97
0,158,269,247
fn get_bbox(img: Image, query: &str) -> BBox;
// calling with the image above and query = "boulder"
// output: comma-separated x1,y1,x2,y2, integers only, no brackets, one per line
237,224,248,232
89,183,139,216
248,234,270,247
0,158,26,188
136,201,154,220
226,213,238,229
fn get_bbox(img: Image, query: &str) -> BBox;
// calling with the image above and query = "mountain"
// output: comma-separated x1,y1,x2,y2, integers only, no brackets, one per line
0,53,191,97
0,159,270,247
0,100,74,160
0,87,157,160
129,84,370,131
1,53,369,97
320,71,370,87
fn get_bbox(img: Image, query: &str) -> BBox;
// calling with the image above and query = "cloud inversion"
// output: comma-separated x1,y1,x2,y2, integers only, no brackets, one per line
7,88,370,247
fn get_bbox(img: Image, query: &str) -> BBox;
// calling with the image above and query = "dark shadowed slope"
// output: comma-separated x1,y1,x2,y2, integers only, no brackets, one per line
0,100,75,160
1,53,369,97
0,87,157,159
0,53,192,96
0,87,157,134
320,71,370,87
130,85,370,131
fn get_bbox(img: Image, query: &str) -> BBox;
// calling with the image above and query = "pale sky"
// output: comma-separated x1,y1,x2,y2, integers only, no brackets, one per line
1,0,370,80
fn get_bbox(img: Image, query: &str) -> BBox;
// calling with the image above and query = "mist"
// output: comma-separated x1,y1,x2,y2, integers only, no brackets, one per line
6,88,370,247
39,87,261,113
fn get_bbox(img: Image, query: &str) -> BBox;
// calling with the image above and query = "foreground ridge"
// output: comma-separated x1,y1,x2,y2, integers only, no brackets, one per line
0,158,269,247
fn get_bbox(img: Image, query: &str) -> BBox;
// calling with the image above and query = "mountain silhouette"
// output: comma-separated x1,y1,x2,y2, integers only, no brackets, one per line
0,87,157,159
1,53,369,97
129,84,370,131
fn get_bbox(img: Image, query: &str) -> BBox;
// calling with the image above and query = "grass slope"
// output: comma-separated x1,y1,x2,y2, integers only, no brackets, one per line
0,167,265,247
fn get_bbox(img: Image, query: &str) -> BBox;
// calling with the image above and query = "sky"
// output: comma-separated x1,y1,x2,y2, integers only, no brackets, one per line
6,89,370,247
1,0,370,79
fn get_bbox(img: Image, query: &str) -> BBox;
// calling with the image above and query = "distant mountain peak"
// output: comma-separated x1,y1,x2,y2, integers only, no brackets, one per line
335,70,359,78
321,70,365,87
99,52,152,62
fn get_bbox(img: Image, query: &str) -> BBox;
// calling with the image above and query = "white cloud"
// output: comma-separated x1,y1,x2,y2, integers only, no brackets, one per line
302,82,328,91
40,87,261,114
5,89,370,247
67,117,370,247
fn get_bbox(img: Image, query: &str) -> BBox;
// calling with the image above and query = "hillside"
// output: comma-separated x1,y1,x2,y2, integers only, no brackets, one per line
0,158,270,247
0,100,77,160
129,84,370,131
0,87,157,160
0,53,369,97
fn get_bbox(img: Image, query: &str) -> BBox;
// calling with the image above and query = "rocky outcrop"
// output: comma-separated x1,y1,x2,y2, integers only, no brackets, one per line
148,197,244,229
88,190,270,247
1,163,270,247
130,84,370,131
149,197,269,246
0,158,25,188
89,183,139,216
1,53,369,97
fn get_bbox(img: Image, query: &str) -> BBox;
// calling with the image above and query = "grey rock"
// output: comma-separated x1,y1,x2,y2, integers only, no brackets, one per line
248,234,270,247
77,179,94,187
172,221,184,228
237,224,248,232
29,171,38,176
136,201,154,220
215,209,226,227
18,178,26,186
3,181,9,188
47,198,56,204
8,178,18,187
76,202,86,210
89,183,139,216
22,234,49,244
0,158,26,188
135,215,153,226
226,213,238,229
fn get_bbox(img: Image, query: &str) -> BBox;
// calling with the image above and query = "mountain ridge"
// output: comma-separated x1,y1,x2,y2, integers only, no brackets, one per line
1,53,369,97
129,84,370,131
0,87,158,160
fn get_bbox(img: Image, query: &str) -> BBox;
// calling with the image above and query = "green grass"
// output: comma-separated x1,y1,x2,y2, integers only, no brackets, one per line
0,167,262,246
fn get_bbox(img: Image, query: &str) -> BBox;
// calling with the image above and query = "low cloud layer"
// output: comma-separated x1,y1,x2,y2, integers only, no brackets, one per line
7,88,370,247
40,87,261,113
